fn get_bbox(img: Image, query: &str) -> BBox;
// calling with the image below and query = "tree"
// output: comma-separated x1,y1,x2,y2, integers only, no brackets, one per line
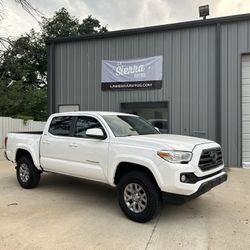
0,80,47,120
40,8,79,39
41,8,108,39
0,29,46,88
0,7,108,120
0,8,108,89
78,15,108,34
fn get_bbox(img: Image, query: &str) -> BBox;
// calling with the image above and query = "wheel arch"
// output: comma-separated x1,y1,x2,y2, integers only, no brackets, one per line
16,149,41,189
16,148,32,163
113,162,161,191
15,148,41,170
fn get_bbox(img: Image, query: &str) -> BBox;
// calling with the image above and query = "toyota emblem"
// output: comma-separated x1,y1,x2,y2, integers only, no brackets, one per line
210,151,218,163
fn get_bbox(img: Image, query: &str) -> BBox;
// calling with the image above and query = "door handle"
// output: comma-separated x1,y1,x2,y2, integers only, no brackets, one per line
43,140,50,144
69,143,78,148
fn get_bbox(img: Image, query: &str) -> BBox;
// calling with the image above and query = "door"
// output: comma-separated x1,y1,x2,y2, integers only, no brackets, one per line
40,115,75,173
242,55,250,167
65,116,109,181
40,115,109,180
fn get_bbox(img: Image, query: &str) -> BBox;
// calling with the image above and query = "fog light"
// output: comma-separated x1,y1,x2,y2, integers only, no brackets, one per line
181,174,187,182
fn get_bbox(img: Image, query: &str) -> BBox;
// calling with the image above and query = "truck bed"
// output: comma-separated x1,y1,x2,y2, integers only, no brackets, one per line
9,131,43,134
6,132,42,168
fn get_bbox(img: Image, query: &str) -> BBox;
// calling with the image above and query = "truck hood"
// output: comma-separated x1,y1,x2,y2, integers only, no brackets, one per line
115,134,214,151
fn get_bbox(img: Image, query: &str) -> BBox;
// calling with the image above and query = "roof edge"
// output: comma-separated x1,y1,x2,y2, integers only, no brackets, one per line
45,13,250,45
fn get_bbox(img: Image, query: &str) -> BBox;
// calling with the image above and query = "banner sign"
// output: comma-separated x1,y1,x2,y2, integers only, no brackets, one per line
101,56,162,90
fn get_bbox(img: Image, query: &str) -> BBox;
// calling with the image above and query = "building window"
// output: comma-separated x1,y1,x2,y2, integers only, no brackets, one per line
121,102,169,133
58,104,79,112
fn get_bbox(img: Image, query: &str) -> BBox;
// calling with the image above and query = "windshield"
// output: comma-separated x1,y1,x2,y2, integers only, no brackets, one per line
102,115,159,137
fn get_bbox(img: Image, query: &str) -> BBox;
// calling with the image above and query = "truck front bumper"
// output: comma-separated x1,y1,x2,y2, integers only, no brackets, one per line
162,172,228,205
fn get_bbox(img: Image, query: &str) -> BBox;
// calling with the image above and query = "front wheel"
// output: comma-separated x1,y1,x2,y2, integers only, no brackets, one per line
16,156,41,189
118,171,161,223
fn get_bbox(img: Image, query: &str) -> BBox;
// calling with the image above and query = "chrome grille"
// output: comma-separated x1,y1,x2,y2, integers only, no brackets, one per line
199,148,223,171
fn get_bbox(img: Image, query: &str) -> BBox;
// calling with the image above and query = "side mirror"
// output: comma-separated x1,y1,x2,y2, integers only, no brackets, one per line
85,128,106,139
155,127,160,132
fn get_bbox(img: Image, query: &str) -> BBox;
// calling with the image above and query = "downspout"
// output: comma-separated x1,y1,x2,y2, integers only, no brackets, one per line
216,23,221,144
47,42,56,115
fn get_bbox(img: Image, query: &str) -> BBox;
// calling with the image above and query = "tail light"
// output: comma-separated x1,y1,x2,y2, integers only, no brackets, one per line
4,137,8,148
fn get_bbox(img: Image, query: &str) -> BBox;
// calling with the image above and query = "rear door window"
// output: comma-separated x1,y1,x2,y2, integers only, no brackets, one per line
49,116,73,136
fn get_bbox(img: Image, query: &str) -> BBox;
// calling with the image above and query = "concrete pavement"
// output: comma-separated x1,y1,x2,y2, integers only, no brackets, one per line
0,151,249,250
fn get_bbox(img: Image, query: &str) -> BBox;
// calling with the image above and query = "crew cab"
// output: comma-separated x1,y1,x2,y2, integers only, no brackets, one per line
4,112,227,222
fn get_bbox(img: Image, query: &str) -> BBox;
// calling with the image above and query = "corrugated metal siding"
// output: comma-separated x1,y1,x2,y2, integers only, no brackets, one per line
220,21,250,166
52,20,250,166
54,25,218,139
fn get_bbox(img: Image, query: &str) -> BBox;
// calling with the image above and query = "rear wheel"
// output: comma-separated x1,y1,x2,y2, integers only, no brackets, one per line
118,171,161,223
16,156,41,189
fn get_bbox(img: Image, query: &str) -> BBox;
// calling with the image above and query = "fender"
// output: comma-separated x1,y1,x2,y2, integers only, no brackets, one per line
14,144,42,170
108,154,165,189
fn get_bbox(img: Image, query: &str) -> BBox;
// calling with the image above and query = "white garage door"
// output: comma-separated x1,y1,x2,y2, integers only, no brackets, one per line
242,55,250,167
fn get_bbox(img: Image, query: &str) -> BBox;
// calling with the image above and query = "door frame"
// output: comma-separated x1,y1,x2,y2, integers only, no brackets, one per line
240,53,250,167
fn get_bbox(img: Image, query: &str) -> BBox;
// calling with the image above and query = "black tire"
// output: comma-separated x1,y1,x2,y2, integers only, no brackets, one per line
16,156,41,189
118,171,161,223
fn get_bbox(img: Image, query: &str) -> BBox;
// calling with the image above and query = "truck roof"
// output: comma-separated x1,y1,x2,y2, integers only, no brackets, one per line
51,111,136,116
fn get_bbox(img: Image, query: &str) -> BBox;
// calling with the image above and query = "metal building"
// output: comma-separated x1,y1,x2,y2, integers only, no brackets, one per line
46,13,250,167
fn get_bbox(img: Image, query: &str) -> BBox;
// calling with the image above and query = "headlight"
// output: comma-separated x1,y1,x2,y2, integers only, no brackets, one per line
157,150,192,163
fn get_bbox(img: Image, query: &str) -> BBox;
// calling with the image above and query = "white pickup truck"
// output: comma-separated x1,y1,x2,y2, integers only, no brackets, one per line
5,111,227,222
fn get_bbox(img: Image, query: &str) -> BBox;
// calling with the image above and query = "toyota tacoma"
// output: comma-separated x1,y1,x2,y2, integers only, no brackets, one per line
4,112,227,222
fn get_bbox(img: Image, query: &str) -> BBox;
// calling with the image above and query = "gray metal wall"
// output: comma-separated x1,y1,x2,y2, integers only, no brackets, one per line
220,21,250,166
50,19,250,166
